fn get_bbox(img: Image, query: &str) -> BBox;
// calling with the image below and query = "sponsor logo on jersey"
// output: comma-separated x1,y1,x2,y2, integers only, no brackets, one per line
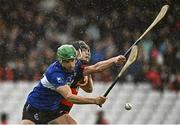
57,77,63,83
34,113,39,121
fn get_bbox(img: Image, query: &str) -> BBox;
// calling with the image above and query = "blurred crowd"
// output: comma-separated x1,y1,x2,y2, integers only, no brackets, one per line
0,0,179,91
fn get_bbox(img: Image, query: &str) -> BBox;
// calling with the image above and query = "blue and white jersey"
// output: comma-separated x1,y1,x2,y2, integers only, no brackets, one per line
27,60,83,111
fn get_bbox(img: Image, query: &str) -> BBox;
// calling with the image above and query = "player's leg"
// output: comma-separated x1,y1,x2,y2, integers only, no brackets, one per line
20,119,35,124
49,114,77,124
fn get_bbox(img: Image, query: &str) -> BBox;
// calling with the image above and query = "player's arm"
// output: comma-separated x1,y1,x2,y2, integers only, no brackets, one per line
79,75,93,93
83,55,126,76
56,85,106,105
50,73,100,104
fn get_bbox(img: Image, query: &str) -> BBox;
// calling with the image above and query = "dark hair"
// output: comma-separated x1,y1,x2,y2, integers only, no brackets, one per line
72,40,89,50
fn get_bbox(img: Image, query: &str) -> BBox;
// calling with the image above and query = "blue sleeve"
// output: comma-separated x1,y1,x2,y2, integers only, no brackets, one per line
49,73,66,88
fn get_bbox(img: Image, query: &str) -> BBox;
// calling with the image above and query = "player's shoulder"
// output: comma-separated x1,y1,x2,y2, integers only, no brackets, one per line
44,61,66,82
46,61,64,74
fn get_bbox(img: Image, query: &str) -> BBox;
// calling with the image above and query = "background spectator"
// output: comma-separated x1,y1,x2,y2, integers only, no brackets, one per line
95,110,109,124
0,112,8,125
0,0,179,91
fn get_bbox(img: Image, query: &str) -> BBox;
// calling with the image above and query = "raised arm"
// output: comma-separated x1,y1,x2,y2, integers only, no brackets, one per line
83,55,126,76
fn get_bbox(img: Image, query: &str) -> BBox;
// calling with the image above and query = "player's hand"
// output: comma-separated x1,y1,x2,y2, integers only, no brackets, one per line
114,55,126,65
95,96,107,107
76,76,88,87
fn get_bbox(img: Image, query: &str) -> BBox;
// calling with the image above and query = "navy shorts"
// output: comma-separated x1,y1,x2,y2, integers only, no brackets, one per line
59,104,72,113
22,102,66,124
